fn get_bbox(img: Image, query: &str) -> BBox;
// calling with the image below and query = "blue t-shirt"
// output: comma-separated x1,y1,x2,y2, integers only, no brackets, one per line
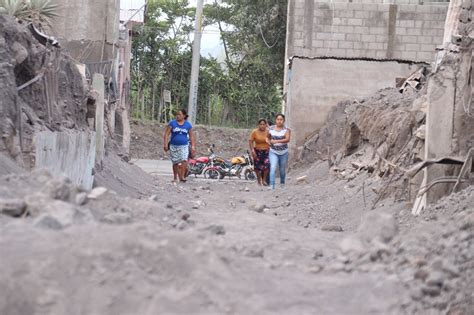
168,120,192,146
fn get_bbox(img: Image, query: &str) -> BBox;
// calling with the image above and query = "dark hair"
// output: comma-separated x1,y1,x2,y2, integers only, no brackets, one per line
178,108,189,120
257,118,267,124
275,113,285,121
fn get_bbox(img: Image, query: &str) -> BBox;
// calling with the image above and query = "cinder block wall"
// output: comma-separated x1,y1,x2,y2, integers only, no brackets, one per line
286,0,448,62
284,0,449,150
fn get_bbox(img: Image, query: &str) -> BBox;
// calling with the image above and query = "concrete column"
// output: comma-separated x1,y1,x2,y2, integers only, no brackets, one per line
423,0,473,204
93,73,105,166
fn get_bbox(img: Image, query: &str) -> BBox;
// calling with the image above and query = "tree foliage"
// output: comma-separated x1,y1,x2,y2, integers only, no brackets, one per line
131,0,287,127
0,0,59,27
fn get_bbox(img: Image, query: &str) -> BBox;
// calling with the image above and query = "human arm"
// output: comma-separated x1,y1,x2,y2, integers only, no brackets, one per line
270,129,291,144
163,126,171,151
248,131,256,158
189,128,196,156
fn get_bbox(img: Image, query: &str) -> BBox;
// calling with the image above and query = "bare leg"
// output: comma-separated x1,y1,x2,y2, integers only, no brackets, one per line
262,169,269,185
172,164,179,181
178,161,187,182
256,172,262,185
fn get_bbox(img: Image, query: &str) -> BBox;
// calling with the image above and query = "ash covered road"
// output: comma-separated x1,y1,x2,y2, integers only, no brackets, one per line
0,160,472,314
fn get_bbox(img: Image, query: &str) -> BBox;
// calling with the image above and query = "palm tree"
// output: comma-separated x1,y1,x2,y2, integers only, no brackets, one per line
0,0,59,28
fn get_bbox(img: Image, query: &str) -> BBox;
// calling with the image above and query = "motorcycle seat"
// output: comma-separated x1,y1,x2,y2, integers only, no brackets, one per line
196,157,209,163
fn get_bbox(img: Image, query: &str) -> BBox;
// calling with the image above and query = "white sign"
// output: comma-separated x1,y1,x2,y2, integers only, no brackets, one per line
163,90,171,103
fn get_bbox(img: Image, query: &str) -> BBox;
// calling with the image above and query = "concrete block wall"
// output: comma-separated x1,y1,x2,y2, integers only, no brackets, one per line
287,0,449,62
286,58,421,147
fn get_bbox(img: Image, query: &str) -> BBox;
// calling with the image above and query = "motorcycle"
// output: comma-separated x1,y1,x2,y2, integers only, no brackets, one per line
187,145,218,178
187,155,209,177
201,145,222,180
215,151,257,180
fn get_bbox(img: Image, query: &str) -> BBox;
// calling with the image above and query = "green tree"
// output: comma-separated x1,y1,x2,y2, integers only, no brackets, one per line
131,0,194,121
130,0,287,127
203,0,287,126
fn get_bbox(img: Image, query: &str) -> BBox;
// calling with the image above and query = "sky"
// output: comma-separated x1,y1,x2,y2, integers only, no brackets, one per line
120,0,222,57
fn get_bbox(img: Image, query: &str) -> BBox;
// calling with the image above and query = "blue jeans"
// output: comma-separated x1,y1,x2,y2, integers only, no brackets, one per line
269,151,289,189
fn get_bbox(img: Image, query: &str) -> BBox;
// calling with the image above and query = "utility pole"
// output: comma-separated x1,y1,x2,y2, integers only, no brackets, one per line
187,0,204,125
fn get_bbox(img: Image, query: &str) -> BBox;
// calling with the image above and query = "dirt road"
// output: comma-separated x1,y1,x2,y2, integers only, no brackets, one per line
132,159,173,176
1,160,471,314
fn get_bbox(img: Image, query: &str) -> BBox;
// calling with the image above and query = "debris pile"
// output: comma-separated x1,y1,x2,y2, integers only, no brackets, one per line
0,15,90,167
336,186,474,314
299,85,429,204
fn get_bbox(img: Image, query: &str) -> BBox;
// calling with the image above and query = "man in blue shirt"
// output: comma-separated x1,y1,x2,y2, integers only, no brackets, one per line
163,109,196,182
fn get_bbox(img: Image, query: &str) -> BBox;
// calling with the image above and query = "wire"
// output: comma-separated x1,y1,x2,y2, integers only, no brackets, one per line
258,23,279,49
256,15,281,49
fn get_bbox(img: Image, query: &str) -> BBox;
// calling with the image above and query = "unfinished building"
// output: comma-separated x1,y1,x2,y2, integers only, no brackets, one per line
284,0,449,147
284,0,472,206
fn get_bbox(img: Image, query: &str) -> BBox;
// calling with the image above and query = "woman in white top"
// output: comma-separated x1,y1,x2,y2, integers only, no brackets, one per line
266,114,291,189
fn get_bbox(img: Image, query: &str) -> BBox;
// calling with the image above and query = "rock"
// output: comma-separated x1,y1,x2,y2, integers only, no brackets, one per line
339,236,366,256
205,225,225,235
177,221,187,230
148,194,159,201
307,265,323,274
328,262,346,272
415,125,426,140
414,268,430,281
35,215,64,230
229,201,236,208
34,201,86,229
88,187,108,199
358,212,398,244
421,285,441,297
244,187,250,192
296,175,307,183
0,198,27,217
312,250,324,260
410,288,423,301
321,224,343,232
249,202,265,213
193,200,205,209
74,208,94,224
426,271,445,287
181,213,191,221
369,240,391,261
11,41,28,65
75,192,88,206
244,247,264,258
337,255,350,264
441,262,460,278
412,256,428,267
102,212,132,224
44,178,72,201
165,203,173,209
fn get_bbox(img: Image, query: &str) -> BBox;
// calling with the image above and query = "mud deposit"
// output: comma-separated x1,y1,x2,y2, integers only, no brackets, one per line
0,161,472,314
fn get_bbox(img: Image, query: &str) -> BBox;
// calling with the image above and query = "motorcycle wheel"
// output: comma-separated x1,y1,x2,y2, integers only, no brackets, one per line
244,167,257,181
203,169,220,180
